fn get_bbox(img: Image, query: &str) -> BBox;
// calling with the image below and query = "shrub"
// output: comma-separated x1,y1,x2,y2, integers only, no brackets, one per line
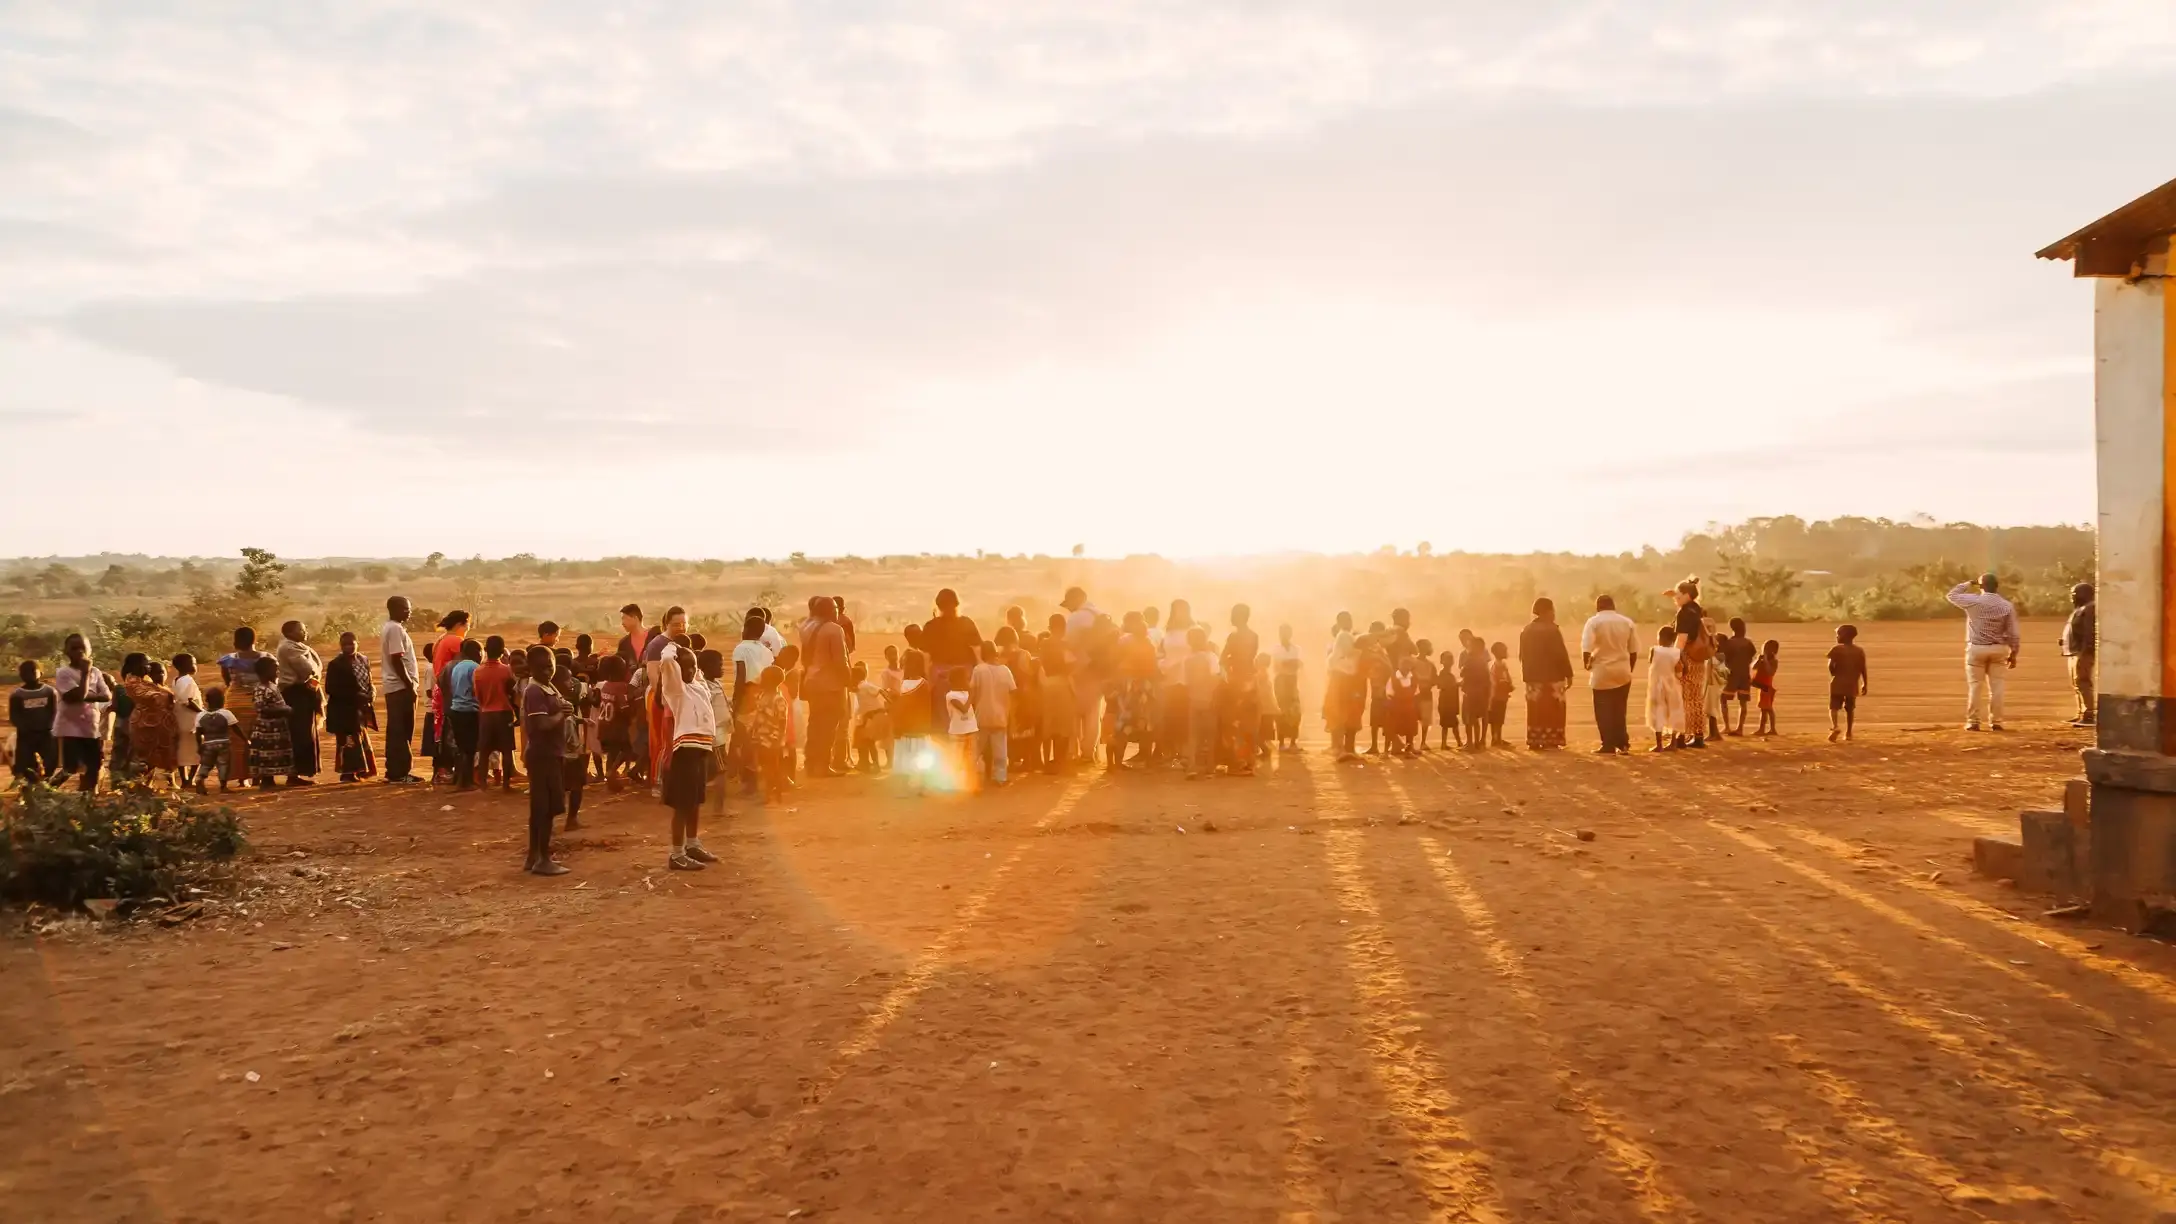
0,785,246,908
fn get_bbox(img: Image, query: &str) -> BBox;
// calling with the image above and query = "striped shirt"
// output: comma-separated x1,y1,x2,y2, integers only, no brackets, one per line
1947,585,2021,650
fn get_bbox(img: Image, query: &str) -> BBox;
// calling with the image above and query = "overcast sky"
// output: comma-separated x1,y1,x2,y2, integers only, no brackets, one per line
2,1,2168,560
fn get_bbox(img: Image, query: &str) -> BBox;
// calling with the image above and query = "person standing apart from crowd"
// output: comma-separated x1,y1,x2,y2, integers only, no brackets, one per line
1518,598,1575,751
654,636,720,870
1827,626,1869,742
801,596,851,778
1669,579,1712,748
53,634,112,792
2062,582,2095,728
1948,574,2021,732
275,620,324,785
519,646,574,876
379,596,420,783
324,631,377,781
1579,596,1638,755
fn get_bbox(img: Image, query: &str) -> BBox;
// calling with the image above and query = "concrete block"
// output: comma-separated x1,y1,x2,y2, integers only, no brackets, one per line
2064,779,2090,827
2089,782,2176,933
2019,810,2087,899
1973,836,2022,882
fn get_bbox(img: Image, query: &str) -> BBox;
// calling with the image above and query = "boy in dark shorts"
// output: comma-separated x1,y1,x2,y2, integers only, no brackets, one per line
519,645,572,876
1752,641,1780,737
10,660,59,785
1718,618,1758,736
1827,625,1869,742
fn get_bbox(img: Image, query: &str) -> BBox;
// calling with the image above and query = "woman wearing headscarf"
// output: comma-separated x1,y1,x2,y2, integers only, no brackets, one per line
1669,578,1711,748
247,656,294,787
219,627,266,784
324,630,378,781
1517,598,1575,751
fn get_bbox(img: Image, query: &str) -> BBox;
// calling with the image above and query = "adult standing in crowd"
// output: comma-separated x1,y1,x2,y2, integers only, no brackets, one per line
324,631,378,781
380,595,420,783
615,604,649,667
800,595,850,777
1518,598,1575,751
2062,582,2096,728
1060,587,1100,755
1580,595,1639,755
276,619,324,785
221,626,267,778
1669,579,1712,748
923,588,983,737
1948,574,2021,732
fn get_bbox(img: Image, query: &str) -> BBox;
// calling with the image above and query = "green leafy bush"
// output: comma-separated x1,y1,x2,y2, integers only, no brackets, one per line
0,785,246,908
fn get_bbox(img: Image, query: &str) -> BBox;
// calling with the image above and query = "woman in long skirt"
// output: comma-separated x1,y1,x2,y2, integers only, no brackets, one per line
127,659,179,785
1323,630,1362,759
247,658,294,785
1670,578,1712,747
323,632,379,781
1517,598,1575,751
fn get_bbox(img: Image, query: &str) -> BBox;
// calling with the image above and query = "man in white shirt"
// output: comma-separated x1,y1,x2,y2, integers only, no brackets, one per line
380,595,422,783
1580,595,1639,755
1948,575,2022,731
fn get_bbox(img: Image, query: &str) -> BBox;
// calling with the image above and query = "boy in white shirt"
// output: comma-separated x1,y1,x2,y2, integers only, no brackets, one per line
968,643,1016,787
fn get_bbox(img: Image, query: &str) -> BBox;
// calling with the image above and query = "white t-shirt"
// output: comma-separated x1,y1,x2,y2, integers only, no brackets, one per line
731,640,776,688
380,620,418,693
759,623,787,654
945,688,978,736
171,673,204,720
1579,611,1640,690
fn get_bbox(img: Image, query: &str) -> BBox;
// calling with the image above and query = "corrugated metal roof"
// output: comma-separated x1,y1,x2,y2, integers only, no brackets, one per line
2037,174,2176,276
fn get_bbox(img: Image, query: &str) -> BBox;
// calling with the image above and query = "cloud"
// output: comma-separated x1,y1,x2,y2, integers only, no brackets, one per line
1,2,2156,551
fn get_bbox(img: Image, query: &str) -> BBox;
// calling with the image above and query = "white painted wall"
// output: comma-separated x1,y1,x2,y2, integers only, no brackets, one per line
2094,275,2167,698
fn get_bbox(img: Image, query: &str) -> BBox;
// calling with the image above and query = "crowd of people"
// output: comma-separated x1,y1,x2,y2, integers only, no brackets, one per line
3,573,1949,878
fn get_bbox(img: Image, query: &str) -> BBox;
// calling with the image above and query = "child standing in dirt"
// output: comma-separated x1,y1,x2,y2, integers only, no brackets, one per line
1487,642,1513,748
944,666,978,783
1647,627,1686,750
1385,653,1421,756
893,650,933,793
1183,624,1221,778
196,688,238,792
1826,627,1867,742
1753,640,1781,737
737,665,790,804
10,660,58,786
1436,649,1462,749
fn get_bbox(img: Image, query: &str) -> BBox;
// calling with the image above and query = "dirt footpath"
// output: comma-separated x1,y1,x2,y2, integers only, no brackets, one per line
7,713,2174,1221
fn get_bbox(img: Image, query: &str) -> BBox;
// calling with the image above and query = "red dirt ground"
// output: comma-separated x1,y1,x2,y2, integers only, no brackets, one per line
6,622,2174,1222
